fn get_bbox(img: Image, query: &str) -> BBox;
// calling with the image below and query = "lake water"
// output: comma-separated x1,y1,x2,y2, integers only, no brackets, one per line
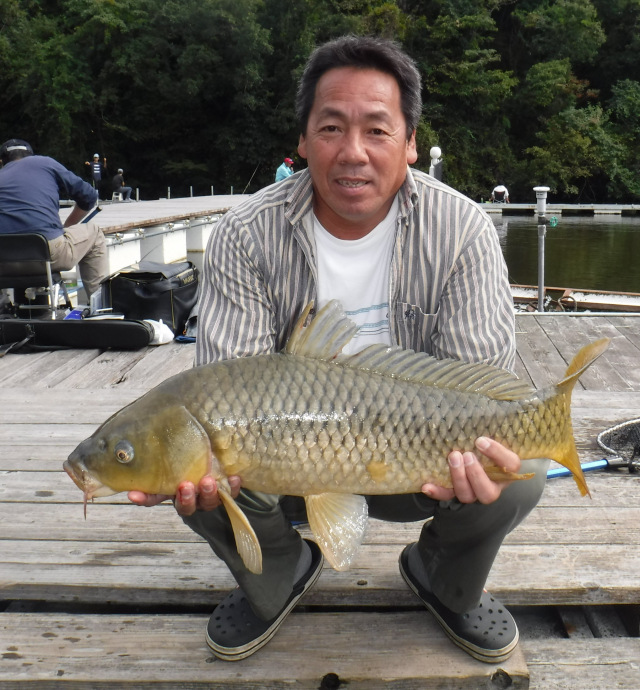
493,215,640,294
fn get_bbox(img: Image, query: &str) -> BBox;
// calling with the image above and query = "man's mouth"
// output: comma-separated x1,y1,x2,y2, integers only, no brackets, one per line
337,180,368,188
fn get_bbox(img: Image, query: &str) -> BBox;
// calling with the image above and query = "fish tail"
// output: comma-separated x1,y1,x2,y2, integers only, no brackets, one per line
552,338,611,498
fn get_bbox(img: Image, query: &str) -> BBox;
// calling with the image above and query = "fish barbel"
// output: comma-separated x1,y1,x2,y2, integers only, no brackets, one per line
64,301,610,573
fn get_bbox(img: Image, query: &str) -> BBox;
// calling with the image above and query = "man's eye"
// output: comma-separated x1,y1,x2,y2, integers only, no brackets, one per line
323,125,339,132
370,129,385,135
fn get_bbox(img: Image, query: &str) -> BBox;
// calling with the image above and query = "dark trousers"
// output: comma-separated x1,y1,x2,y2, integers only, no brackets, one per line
183,458,550,619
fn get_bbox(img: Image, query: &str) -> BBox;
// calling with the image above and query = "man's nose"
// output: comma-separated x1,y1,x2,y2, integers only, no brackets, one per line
338,130,368,165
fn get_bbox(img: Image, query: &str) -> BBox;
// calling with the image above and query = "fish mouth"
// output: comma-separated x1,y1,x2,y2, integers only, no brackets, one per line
63,457,106,499
64,454,117,519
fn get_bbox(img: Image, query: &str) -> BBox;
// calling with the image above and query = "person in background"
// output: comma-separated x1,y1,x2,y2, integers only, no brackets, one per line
275,157,294,182
85,153,108,197
0,139,107,298
490,184,510,203
112,168,133,201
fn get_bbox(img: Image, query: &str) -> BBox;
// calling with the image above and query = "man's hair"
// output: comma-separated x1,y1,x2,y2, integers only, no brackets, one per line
296,35,422,140
0,139,34,165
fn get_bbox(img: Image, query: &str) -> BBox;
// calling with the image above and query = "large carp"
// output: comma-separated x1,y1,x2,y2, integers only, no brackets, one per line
64,301,609,574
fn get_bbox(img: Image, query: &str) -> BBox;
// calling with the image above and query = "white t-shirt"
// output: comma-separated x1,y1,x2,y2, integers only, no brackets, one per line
314,196,398,355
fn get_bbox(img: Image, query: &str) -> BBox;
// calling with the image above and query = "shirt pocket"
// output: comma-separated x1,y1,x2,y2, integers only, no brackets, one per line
395,302,439,354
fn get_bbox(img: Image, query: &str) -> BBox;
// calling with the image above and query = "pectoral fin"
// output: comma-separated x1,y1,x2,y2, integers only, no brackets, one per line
217,486,263,575
484,466,535,482
305,493,368,571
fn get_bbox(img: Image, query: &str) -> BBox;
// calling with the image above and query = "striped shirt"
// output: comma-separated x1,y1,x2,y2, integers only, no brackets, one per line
196,166,515,372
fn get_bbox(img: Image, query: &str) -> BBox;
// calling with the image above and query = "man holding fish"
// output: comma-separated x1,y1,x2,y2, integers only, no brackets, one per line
124,37,560,662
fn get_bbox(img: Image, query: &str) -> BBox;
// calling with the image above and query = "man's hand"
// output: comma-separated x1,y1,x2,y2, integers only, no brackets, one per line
422,437,520,505
128,474,242,517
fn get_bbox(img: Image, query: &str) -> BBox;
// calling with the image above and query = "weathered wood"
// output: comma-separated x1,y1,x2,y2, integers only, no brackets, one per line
0,349,102,389
524,637,640,690
59,350,152,389
0,351,51,386
3,467,639,507
114,342,195,388
533,316,629,391
0,612,529,689
514,316,570,390
1,537,639,606
553,316,640,389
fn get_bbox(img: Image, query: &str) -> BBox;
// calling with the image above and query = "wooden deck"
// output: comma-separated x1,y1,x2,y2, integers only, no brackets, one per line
1,314,639,688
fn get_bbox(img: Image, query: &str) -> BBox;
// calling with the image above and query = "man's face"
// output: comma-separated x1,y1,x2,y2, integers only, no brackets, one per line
298,67,417,239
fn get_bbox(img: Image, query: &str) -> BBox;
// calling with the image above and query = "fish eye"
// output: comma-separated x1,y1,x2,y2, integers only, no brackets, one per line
114,440,134,464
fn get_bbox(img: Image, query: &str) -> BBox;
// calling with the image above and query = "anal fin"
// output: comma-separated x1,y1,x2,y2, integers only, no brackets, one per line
218,486,263,574
305,493,368,571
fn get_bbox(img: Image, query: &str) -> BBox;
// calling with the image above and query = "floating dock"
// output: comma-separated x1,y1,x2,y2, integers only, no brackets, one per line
482,202,640,216
1,314,639,688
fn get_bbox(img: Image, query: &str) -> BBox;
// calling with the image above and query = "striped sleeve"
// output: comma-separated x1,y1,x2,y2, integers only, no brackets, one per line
431,215,516,372
195,210,276,366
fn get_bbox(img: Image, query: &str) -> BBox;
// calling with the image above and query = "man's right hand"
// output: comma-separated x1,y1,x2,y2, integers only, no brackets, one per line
128,475,242,517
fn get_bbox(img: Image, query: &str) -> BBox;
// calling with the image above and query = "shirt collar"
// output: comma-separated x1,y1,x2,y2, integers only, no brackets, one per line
284,166,420,226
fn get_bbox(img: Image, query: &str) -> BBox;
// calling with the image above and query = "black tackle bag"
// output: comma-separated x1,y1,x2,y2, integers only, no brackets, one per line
101,261,199,336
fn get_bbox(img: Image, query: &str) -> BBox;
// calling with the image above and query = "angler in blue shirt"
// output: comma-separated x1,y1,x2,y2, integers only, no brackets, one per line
0,139,107,298
275,157,294,182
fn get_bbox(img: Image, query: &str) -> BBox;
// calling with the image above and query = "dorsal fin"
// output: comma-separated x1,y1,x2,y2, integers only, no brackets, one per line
343,345,535,401
285,300,535,401
285,301,358,360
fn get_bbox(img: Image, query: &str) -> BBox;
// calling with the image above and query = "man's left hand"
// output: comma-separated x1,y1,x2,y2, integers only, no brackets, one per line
422,436,520,505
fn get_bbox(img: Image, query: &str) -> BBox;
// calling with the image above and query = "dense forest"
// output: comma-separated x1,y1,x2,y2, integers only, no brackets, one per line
1,0,639,202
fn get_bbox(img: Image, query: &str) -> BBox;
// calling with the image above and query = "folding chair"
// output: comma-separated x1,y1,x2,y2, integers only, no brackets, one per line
0,233,72,318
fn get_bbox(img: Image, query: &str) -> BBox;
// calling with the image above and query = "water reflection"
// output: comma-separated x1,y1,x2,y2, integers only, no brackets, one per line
492,215,640,293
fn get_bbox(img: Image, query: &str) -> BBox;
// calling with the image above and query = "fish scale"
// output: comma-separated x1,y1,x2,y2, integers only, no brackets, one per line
161,352,552,497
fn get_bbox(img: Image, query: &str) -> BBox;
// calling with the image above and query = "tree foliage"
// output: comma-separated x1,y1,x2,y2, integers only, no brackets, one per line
0,0,638,201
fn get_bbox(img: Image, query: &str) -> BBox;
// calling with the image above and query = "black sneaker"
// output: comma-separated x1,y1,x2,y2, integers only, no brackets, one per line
206,539,323,661
399,543,519,663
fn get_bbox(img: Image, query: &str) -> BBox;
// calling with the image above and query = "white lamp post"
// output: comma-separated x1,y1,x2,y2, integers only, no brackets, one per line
429,146,442,178
533,186,551,312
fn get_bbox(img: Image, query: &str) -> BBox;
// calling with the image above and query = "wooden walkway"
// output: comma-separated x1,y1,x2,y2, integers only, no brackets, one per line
1,315,639,688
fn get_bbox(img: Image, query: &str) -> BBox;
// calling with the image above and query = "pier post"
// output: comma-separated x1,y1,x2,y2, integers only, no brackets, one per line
211,186,214,196
167,187,171,200
136,188,139,202
534,186,550,312
231,185,234,195
190,186,193,197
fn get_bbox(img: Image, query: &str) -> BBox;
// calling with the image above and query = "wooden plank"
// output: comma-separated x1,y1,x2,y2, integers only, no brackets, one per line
0,388,145,424
534,316,629,391
115,342,195,388
0,612,529,689
514,351,534,387
57,349,152,389
0,349,102,389
3,467,639,508
607,315,640,351
524,638,640,690
0,539,638,606
556,316,640,389
2,492,639,546
514,316,569,390
0,351,51,385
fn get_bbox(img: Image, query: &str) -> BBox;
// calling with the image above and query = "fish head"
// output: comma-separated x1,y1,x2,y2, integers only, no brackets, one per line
64,398,212,499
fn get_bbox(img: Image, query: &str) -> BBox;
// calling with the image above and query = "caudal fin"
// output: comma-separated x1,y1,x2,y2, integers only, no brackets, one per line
554,338,611,498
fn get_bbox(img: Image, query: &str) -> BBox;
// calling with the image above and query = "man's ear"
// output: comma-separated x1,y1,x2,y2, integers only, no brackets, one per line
298,134,307,160
406,130,418,165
